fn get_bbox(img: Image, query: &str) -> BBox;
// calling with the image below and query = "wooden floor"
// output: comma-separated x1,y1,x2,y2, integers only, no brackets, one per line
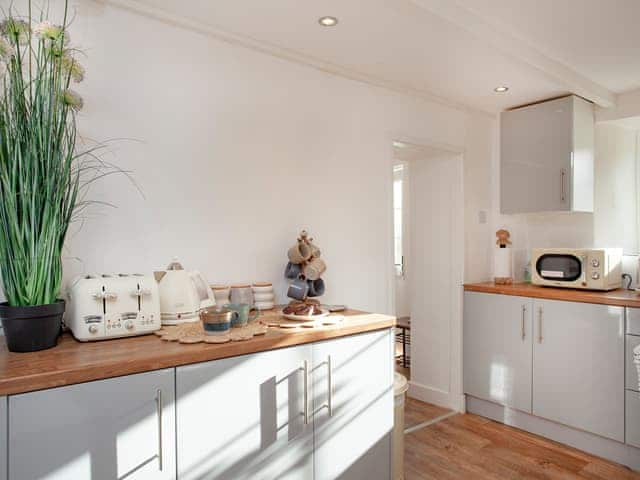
404,399,640,480
404,397,451,430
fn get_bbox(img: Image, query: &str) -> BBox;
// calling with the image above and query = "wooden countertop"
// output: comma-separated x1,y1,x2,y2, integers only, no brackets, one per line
0,309,395,396
464,282,640,308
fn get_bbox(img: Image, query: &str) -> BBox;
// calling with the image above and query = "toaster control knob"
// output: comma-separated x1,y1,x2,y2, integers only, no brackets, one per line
591,259,600,268
88,325,98,334
592,272,600,280
125,320,134,330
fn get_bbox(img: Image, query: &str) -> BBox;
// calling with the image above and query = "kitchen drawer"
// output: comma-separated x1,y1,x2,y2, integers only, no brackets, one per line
628,335,640,392
626,390,640,449
627,308,640,335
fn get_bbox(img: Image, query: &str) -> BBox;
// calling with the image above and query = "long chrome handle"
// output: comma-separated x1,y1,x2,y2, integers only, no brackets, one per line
537,307,543,344
521,305,526,341
327,355,333,417
156,389,163,471
303,360,309,425
561,169,566,202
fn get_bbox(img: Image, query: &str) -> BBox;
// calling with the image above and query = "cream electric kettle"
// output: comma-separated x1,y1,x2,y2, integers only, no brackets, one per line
154,258,215,325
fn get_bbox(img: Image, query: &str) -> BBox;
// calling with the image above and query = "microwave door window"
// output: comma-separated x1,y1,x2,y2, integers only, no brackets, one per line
536,254,582,281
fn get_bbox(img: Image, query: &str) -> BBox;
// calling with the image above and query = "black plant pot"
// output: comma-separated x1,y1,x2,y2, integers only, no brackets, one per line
0,300,64,352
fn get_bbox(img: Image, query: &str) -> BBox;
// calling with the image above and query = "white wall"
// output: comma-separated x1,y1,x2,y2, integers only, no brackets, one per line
594,124,638,254
0,1,497,313
490,121,639,282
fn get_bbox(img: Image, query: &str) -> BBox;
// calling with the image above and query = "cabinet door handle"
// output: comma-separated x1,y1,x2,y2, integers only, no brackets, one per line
537,307,543,344
521,305,526,341
155,389,163,471
327,355,333,417
303,360,309,425
561,169,566,202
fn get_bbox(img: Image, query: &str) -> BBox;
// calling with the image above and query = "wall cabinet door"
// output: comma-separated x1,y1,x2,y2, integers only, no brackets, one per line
176,344,312,480
501,95,594,214
501,96,573,213
9,369,175,480
312,329,393,480
463,292,533,413
532,299,624,441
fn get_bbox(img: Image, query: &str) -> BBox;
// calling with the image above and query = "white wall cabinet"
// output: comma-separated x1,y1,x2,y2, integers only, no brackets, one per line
312,330,393,480
176,344,313,480
501,95,594,214
532,299,624,442
8,369,176,480
464,292,625,442
463,292,533,413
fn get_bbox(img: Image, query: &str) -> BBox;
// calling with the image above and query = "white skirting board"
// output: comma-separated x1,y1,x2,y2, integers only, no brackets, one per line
409,380,465,412
466,395,640,472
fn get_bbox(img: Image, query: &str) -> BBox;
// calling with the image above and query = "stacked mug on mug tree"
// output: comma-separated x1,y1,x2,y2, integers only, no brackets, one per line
285,231,326,301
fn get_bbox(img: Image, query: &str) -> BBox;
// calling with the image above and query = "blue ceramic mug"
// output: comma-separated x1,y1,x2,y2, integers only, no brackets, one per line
307,278,325,297
225,303,260,327
287,277,309,301
285,262,302,279
200,307,233,336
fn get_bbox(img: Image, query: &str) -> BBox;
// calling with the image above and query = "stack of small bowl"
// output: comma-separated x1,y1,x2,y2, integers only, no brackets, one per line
252,282,275,310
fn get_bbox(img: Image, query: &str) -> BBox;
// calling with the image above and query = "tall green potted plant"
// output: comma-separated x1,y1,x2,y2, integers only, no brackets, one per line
0,2,89,352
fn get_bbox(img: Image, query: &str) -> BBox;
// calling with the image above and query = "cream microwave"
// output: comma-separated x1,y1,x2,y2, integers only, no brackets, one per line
531,248,623,291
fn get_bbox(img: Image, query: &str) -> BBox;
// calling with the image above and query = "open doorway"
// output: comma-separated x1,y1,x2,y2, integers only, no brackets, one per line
392,140,465,411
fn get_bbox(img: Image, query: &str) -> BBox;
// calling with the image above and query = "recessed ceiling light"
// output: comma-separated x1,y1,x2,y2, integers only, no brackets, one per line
318,16,338,27
494,86,509,93
392,141,407,148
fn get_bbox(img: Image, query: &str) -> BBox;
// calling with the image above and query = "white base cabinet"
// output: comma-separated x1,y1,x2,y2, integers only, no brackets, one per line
464,292,625,442
176,330,393,480
312,330,393,480
8,369,176,480
176,344,313,480
0,329,393,480
463,292,533,413
0,397,5,480
532,299,624,441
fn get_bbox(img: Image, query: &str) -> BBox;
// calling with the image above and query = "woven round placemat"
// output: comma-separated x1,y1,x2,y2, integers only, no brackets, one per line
155,321,268,344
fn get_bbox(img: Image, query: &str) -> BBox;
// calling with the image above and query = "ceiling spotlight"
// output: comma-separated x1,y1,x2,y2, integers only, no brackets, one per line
318,16,338,27
494,86,509,93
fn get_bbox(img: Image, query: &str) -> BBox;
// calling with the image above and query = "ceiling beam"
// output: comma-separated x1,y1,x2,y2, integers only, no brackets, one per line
410,0,617,108
596,88,640,122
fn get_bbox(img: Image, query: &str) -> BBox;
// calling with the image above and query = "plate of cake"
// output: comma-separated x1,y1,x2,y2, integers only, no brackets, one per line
281,300,330,322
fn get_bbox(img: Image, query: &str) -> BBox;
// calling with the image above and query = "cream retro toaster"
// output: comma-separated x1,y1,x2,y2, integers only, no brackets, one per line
66,274,161,341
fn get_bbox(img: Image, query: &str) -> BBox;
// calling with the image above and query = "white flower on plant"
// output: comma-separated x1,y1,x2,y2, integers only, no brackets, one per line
1,18,30,45
0,37,15,62
34,21,67,44
62,89,83,111
61,54,85,83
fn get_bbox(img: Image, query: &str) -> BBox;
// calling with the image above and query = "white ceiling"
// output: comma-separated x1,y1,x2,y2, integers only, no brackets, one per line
118,0,639,114
455,0,640,94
